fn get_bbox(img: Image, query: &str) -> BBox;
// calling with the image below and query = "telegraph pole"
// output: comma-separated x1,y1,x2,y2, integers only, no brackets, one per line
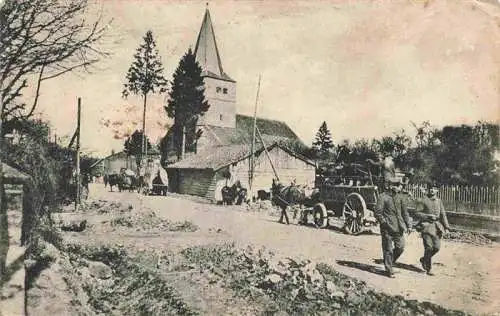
75,98,81,211
249,75,261,197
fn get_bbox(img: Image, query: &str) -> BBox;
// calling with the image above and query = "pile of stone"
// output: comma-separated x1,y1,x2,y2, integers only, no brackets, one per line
180,244,469,316
444,230,493,246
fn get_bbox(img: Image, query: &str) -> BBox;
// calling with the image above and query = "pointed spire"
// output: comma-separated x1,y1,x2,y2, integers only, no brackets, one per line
194,7,233,81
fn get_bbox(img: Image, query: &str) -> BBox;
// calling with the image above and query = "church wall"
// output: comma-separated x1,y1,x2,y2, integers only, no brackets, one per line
199,77,236,128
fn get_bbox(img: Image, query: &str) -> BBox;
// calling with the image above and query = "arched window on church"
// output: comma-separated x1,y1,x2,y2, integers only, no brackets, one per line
220,114,223,121
216,87,221,93
223,88,228,94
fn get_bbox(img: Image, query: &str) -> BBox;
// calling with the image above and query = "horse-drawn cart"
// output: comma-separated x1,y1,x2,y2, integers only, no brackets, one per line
306,184,379,234
301,162,406,235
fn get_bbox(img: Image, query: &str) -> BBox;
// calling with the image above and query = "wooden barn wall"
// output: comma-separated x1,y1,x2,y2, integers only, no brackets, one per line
229,146,316,193
178,169,216,199
104,154,136,174
103,154,161,175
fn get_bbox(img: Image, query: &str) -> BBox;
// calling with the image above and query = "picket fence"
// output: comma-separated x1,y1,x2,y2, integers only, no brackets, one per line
406,184,500,216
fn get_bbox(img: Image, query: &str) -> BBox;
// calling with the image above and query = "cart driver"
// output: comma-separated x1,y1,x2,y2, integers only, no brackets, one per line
366,152,396,191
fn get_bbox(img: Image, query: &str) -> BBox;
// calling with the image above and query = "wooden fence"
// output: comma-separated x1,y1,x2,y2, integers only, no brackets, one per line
406,184,500,216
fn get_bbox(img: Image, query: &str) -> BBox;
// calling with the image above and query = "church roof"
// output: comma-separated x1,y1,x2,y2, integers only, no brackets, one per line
200,114,302,147
194,9,235,83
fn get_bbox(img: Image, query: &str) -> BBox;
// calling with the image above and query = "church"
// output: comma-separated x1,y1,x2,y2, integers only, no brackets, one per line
165,8,316,201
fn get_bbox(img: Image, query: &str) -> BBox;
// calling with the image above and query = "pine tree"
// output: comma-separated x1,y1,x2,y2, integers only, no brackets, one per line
122,30,168,167
124,130,152,169
312,121,334,156
164,48,209,159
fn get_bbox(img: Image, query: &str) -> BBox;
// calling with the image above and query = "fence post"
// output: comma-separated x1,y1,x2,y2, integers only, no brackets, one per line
454,185,458,213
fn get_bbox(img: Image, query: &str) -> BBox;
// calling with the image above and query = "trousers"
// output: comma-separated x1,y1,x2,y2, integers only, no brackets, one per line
422,233,441,271
381,229,405,274
278,206,290,224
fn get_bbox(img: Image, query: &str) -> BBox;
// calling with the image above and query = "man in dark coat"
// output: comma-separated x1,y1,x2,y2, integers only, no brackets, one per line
374,177,412,278
414,182,450,276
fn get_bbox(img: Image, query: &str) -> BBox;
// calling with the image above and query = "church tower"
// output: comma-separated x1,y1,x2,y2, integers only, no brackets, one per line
194,8,236,128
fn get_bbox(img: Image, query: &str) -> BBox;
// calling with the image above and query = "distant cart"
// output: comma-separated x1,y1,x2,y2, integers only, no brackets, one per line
302,163,406,235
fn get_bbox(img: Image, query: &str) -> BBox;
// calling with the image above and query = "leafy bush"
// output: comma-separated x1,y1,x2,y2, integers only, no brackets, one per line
65,244,196,315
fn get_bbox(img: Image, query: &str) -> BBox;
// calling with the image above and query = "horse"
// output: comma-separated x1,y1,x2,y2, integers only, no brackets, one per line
256,189,271,201
271,179,309,224
221,180,247,205
106,174,121,192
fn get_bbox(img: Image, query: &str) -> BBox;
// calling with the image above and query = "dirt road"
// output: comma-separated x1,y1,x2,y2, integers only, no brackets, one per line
89,184,500,315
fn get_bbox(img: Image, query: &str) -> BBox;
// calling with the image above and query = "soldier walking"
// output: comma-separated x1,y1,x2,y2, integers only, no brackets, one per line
374,177,412,278
414,182,450,276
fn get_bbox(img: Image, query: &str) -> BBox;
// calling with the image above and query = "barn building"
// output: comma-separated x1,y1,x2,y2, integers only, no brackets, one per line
166,142,316,202
90,151,161,177
165,8,316,200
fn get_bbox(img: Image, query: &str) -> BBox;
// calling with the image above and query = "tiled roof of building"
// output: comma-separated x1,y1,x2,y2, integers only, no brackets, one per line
166,142,314,171
236,114,300,141
2,163,30,183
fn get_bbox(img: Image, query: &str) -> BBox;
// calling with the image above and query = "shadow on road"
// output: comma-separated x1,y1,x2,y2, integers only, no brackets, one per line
373,259,425,273
0,254,24,288
336,260,387,276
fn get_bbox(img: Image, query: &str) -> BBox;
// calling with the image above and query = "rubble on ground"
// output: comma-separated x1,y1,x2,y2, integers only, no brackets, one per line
245,200,275,213
57,200,200,234
60,219,88,232
178,243,469,316
444,230,493,246
106,210,199,233
28,243,197,315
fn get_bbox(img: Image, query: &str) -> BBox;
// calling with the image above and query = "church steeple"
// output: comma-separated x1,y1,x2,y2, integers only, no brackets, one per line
192,6,237,131
194,8,234,82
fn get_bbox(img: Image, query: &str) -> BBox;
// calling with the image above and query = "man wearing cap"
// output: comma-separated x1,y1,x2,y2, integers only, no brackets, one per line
366,153,396,191
374,177,412,278
414,182,450,276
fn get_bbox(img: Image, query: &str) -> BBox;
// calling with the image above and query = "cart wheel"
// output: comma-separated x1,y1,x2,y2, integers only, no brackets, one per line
342,193,366,235
313,203,328,228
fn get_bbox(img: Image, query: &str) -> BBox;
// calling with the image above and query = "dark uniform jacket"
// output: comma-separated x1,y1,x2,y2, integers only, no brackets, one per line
414,196,450,237
375,192,411,235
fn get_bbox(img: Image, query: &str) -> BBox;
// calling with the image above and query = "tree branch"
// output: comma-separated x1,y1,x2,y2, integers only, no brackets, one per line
23,64,45,118
0,0,111,119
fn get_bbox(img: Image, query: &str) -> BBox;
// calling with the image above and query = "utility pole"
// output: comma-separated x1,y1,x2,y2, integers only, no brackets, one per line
181,125,186,160
0,81,4,279
75,98,81,211
249,75,261,197
141,94,147,170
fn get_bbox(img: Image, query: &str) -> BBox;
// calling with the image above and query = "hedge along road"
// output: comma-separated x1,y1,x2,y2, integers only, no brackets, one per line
88,184,500,315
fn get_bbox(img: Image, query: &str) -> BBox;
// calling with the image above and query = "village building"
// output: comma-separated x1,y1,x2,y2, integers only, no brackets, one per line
167,142,316,201
90,151,161,178
165,8,316,201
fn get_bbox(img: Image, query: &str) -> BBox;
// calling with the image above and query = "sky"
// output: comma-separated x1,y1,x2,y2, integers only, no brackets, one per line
28,0,500,157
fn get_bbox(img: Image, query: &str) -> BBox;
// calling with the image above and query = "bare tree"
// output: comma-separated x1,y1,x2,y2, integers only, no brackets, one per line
0,0,110,275
0,0,110,122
